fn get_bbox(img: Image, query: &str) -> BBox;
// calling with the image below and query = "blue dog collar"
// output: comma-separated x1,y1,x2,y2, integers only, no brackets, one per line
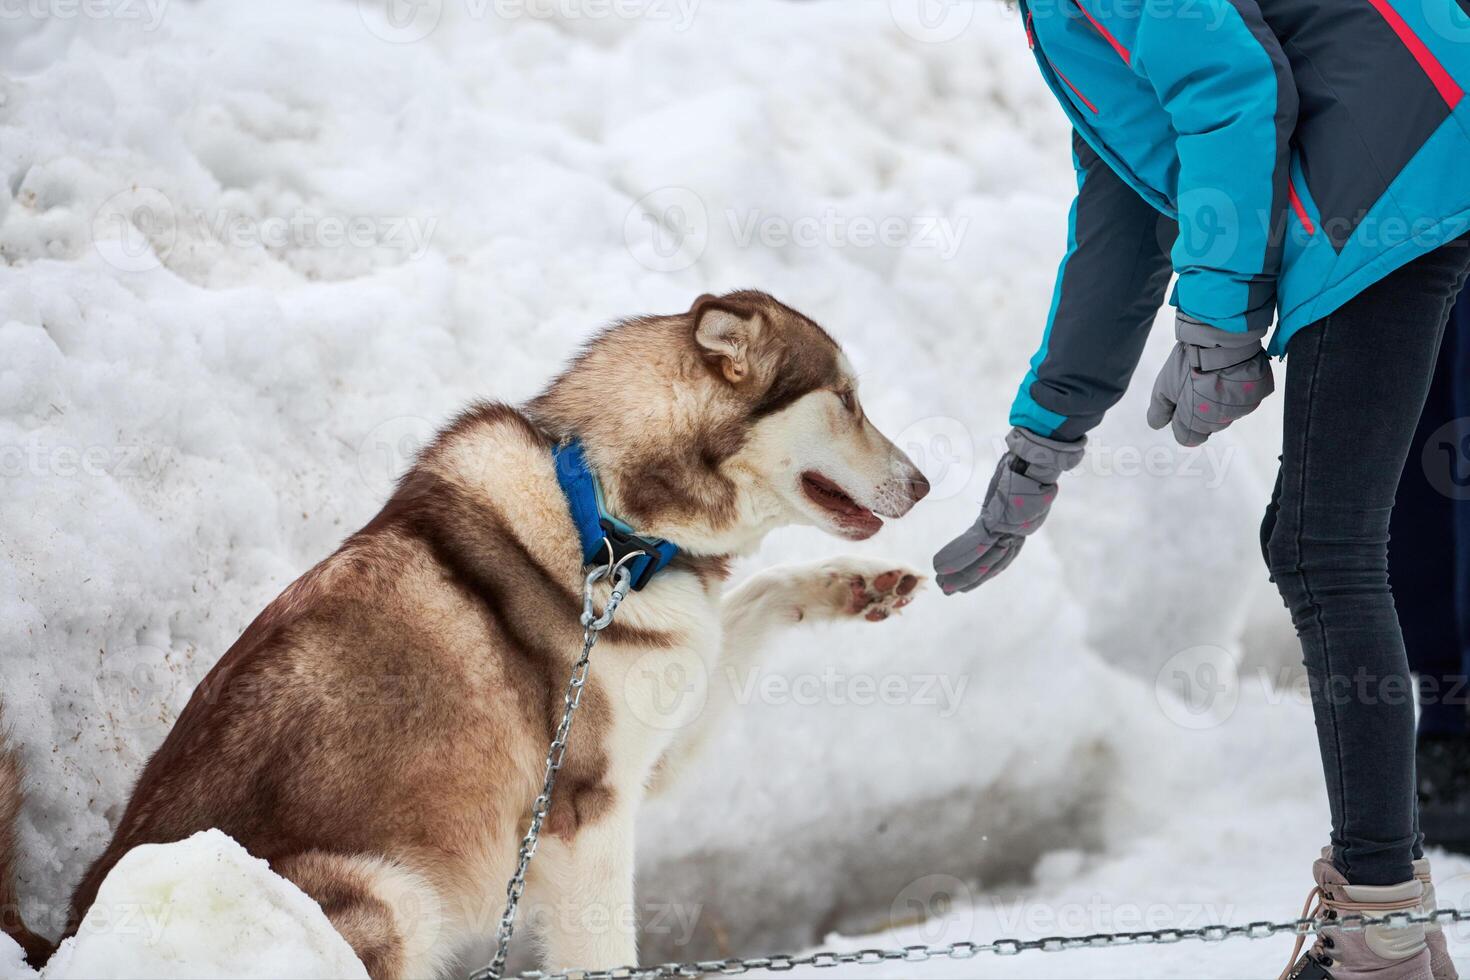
552,439,679,591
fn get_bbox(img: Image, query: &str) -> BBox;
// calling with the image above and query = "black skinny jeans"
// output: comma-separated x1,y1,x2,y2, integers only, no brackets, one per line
1260,235,1470,886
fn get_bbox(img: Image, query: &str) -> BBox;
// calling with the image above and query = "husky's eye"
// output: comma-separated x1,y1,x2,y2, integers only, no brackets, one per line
837,389,857,414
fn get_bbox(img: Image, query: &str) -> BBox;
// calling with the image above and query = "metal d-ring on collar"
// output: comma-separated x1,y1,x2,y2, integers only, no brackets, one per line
580,542,645,630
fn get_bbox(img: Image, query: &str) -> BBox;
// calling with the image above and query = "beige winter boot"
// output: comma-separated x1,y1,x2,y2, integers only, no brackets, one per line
1280,855,1433,980
1413,857,1458,980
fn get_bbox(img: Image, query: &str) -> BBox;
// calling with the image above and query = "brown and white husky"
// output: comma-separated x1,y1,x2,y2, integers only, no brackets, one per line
0,290,930,978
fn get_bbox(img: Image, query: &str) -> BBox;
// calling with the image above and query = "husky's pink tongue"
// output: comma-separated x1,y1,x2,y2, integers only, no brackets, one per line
801,471,881,539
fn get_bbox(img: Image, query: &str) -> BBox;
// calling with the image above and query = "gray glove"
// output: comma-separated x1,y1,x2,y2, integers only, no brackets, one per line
933,426,1085,594
1147,313,1275,447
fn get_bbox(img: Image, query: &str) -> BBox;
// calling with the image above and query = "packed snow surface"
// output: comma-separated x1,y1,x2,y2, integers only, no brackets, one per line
0,0,1454,977
31,830,369,979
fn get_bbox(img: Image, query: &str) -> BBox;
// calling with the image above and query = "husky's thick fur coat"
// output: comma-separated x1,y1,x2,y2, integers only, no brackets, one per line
1,291,930,978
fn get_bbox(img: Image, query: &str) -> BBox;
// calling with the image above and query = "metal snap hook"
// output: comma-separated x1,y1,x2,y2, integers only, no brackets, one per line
580,547,644,631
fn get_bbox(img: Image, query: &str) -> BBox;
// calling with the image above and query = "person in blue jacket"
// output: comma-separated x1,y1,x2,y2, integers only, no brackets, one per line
934,3,1470,978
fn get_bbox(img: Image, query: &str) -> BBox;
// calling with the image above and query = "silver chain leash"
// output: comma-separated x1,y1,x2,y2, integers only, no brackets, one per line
489,907,1470,980
477,553,641,980
473,556,1470,980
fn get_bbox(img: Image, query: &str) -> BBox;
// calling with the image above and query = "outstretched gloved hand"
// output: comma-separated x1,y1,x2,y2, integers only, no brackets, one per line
1147,312,1275,447
933,426,1085,594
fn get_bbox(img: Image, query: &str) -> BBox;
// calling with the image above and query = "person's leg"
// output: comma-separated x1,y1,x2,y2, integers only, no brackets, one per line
1265,236,1470,887
1389,319,1463,737
1402,292,1470,864
1448,301,1470,716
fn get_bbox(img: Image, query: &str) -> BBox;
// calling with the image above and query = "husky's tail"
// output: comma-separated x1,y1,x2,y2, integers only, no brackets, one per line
1,722,55,968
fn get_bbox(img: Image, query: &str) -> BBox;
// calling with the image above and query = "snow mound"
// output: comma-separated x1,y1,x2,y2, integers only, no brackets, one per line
0,933,38,980
40,830,366,980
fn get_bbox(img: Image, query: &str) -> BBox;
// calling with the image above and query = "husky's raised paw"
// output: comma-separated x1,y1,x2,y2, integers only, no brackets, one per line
799,557,925,623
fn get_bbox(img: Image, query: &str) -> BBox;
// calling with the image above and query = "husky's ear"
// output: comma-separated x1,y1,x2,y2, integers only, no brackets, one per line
692,294,763,385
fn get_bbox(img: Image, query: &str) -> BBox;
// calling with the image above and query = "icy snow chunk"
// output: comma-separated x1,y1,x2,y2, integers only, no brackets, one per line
42,830,366,980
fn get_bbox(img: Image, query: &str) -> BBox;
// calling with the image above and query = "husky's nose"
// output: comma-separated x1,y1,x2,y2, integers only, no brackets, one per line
906,473,931,503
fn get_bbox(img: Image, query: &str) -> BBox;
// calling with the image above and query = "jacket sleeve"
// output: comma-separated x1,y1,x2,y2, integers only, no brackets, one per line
1134,0,1299,333
1010,132,1177,442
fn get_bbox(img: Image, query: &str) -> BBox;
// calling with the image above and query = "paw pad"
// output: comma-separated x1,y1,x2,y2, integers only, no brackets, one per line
844,568,923,621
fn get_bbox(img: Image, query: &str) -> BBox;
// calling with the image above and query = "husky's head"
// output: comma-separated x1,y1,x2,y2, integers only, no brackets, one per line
531,291,929,555
687,292,930,543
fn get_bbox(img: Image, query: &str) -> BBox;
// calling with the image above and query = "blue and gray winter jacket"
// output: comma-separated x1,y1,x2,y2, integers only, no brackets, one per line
1011,0,1470,441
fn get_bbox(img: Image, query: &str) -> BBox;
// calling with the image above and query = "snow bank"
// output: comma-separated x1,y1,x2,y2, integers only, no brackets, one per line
1,0,1298,970
0,935,37,980
37,830,366,979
